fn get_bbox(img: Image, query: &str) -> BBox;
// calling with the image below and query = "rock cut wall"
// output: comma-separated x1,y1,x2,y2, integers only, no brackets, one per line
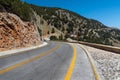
0,12,40,51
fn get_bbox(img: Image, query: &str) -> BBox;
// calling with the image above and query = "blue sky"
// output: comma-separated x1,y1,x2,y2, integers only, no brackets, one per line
22,0,120,29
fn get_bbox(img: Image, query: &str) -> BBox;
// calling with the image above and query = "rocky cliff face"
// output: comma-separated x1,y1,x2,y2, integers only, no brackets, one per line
0,12,40,51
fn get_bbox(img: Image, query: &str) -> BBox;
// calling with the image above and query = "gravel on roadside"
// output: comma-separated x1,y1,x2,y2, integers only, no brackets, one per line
82,45,120,80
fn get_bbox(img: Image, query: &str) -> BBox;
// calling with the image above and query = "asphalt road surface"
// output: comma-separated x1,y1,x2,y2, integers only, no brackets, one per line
0,42,96,80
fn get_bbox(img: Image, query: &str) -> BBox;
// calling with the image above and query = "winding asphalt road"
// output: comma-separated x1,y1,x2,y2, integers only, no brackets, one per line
0,42,96,80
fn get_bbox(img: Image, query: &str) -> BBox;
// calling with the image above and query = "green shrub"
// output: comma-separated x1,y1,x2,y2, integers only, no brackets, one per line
50,36,57,40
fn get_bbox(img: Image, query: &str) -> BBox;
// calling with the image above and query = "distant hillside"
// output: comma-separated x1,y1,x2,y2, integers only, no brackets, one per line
0,0,120,46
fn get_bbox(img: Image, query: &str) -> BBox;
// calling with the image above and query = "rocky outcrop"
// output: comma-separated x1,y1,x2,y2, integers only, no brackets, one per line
0,12,40,51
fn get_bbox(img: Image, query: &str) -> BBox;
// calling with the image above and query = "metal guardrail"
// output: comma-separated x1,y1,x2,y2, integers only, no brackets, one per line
68,41,120,54
78,41,120,54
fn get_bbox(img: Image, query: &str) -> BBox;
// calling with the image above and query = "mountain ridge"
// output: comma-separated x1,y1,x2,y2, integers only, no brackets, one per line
0,0,120,47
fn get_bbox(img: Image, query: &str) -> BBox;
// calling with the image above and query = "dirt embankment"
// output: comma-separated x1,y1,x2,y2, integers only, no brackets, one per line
0,12,40,51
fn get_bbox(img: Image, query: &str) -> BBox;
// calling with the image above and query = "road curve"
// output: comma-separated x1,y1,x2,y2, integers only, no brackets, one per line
0,42,97,80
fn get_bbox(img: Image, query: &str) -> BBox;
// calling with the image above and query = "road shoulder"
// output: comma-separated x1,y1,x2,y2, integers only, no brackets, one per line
71,43,97,80
0,42,48,57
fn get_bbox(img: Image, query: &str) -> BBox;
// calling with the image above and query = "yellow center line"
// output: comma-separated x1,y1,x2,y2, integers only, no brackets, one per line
64,44,76,80
0,44,60,74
